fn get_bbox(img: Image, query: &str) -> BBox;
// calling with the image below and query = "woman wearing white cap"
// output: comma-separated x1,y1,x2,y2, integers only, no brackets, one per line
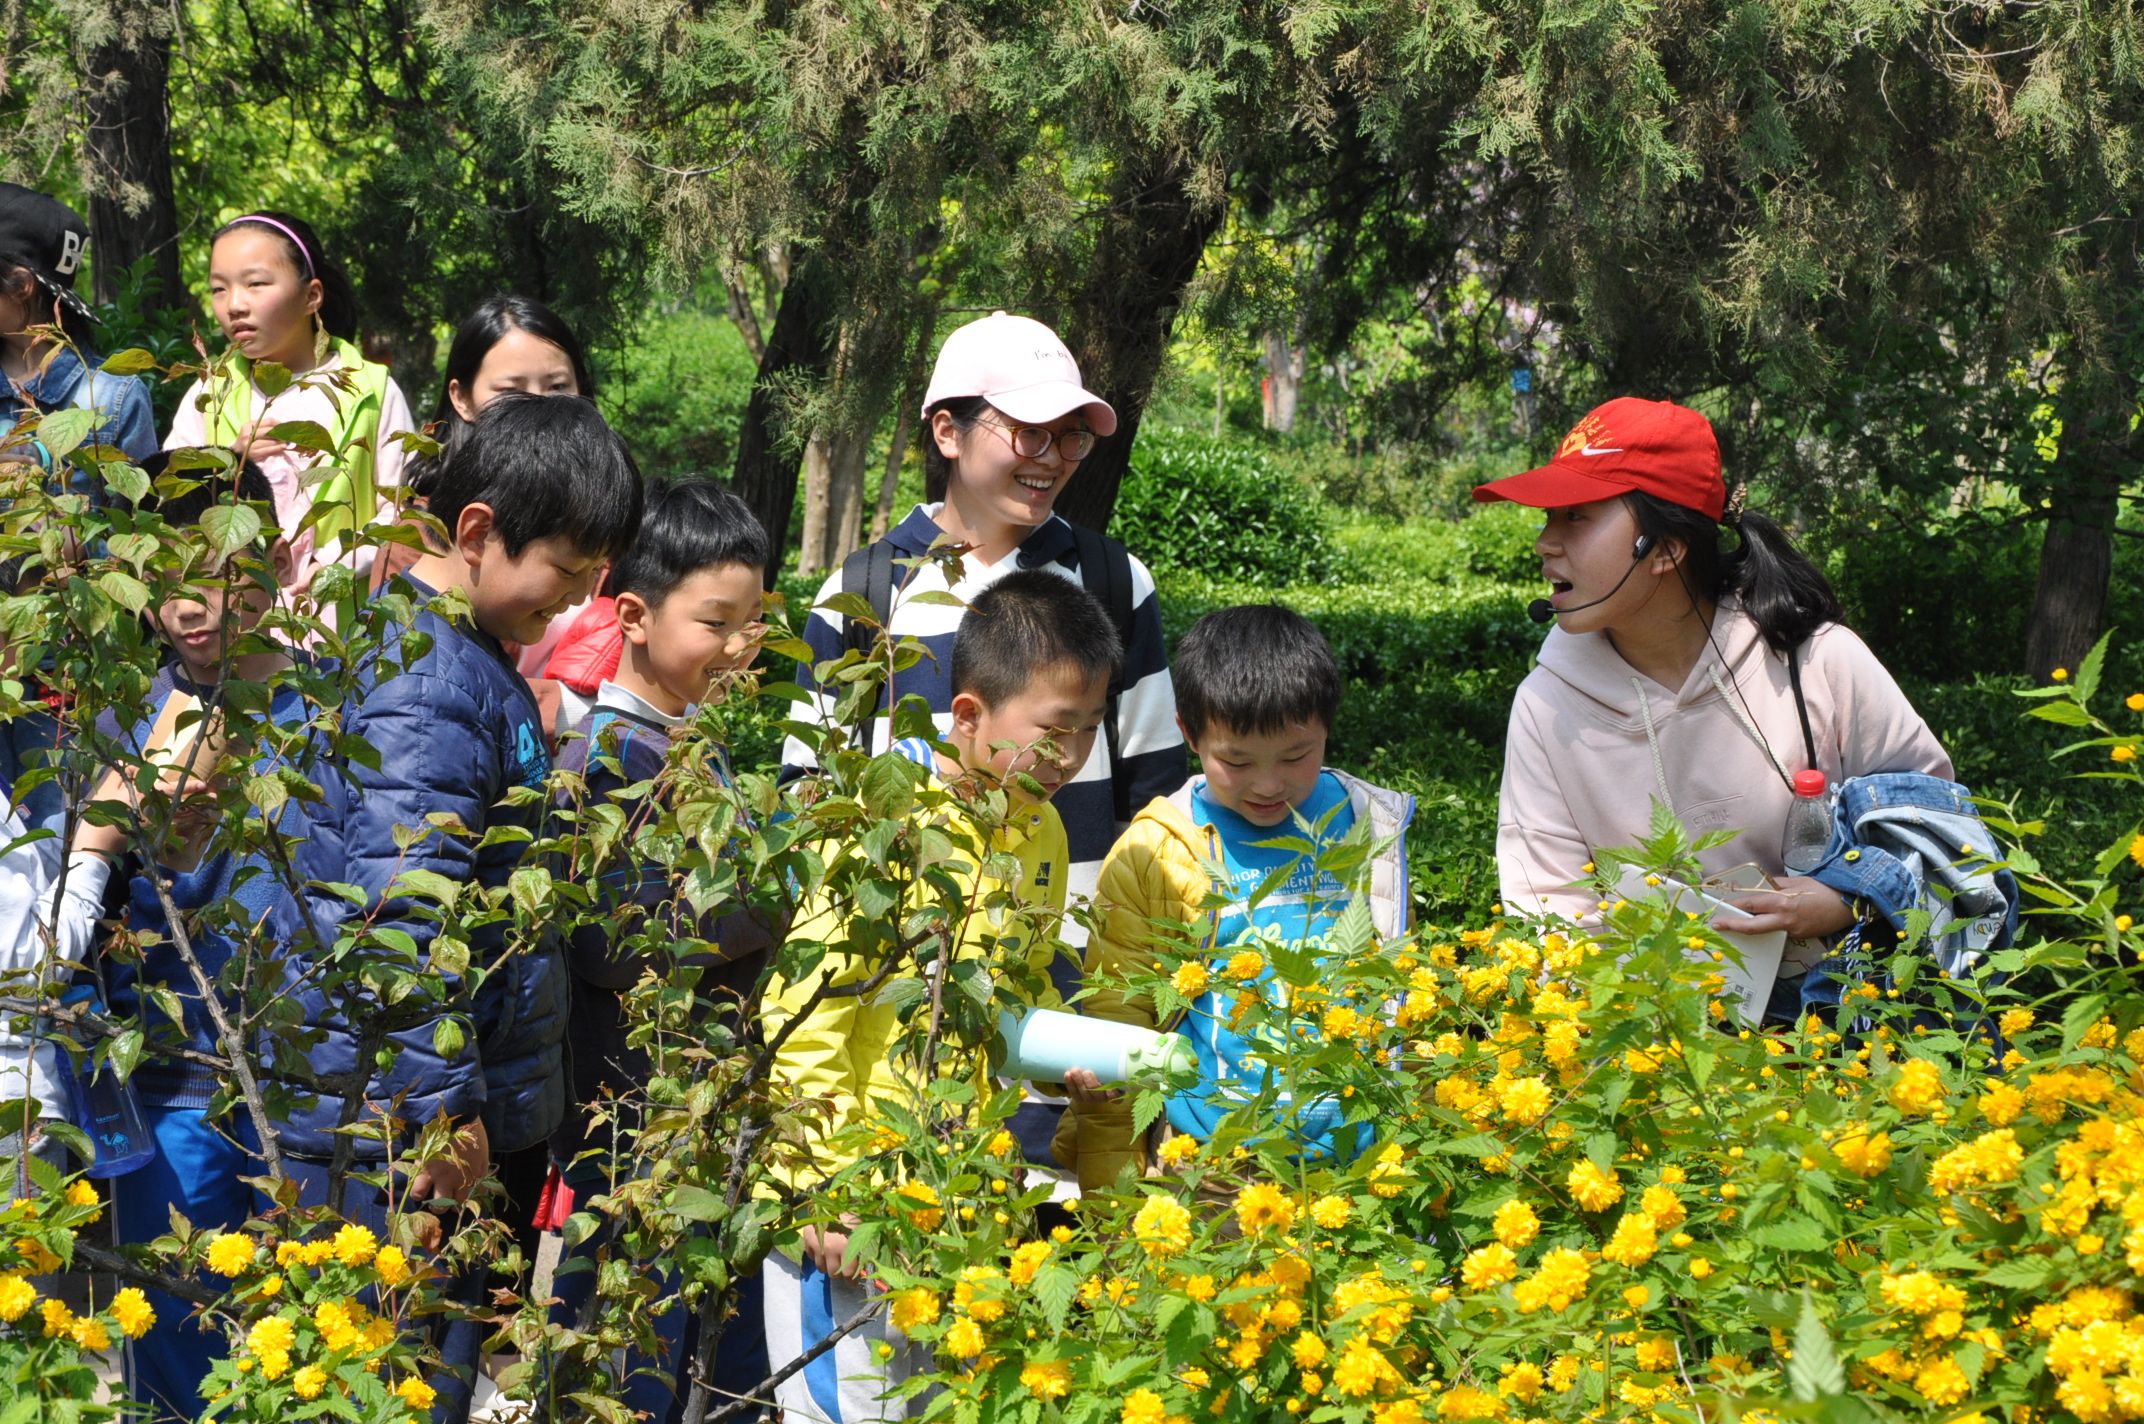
785,312,1187,949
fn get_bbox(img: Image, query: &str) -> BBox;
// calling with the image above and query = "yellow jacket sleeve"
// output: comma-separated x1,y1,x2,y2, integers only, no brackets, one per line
764,895,868,1191
1057,822,1206,1192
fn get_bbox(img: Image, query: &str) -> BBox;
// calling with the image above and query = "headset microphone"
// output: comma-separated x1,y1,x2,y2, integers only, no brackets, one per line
1527,533,1659,625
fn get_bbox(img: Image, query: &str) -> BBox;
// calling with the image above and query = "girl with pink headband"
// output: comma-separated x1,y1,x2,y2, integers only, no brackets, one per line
162,210,416,591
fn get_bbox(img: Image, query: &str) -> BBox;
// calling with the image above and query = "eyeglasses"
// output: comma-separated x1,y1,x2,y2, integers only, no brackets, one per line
976,418,1097,462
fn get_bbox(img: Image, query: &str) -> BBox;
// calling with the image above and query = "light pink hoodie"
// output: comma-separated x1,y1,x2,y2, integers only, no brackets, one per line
1497,598,1952,922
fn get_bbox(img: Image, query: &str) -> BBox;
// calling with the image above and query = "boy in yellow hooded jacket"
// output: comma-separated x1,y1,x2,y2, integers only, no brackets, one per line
761,569,1122,1424
1057,604,1414,1192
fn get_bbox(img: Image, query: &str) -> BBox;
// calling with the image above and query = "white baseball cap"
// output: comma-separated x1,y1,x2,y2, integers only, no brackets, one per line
920,311,1118,436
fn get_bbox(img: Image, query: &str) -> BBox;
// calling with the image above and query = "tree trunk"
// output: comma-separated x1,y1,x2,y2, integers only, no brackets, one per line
731,259,834,577
1262,330,1305,433
796,432,833,577
795,424,870,576
1052,159,1226,534
2025,441,2127,679
78,3,182,314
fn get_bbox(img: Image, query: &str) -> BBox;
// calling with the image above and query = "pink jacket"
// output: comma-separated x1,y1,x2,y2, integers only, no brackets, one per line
1497,599,1952,922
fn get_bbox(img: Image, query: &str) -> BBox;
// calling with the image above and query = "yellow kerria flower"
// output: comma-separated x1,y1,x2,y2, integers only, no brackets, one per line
111,1287,155,1340
1834,1129,1894,1178
0,1273,34,1322
1019,1359,1072,1399
64,1180,100,1216
70,1316,110,1351
332,1223,378,1269
1886,1057,1945,1115
2128,692,2144,712
1223,950,1265,982
1121,1388,1167,1424
985,1130,1017,1159
246,1314,295,1359
1007,1240,1051,1286
1156,1135,1200,1168
1234,1183,1296,1234
896,1180,944,1232
1310,1194,1351,1230
888,1288,940,1332
39,1298,71,1337
292,1365,327,1400
1293,1331,1328,1368
374,1245,411,1287
2113,745,2136,763
1567,1159,1623,1212
394,1377,436,1410
2130,835,2144,872
1461,1243,1518,1290
943,1315,985,1358
1492,1198,1539,1248
205,1232,256,1277
1133,1194,1194,1259
1172,962,1210,997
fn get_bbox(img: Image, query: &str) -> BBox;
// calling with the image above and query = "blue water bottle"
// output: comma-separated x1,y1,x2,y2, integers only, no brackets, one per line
58,985,154,1179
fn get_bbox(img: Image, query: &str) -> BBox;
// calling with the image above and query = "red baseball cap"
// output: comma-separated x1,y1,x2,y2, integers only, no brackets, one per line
1473,397,1724,522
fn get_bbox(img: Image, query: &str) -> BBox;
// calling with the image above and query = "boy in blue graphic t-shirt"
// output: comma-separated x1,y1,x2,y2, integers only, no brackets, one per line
1059,604,1415,1191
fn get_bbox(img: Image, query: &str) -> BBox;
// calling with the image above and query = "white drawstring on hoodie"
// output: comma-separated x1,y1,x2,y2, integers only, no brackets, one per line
1630,668,1790,816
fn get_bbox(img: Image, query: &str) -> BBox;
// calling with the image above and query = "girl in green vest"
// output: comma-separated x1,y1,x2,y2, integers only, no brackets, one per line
163,210,416,591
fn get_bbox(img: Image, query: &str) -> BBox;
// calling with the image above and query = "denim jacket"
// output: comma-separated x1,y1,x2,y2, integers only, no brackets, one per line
2,347,158,466
1803,772,2018,984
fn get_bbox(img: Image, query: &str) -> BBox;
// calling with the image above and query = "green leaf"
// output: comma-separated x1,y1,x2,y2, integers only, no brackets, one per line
432,1018,466,1061
2026,700,2093,726
668,1185,728,1223
1787,1293,1845,1401
860,753,918,821
251,360,292,398
269,419,335,453
1035,1263,1079,1333
2063,991,2110,1051
244,773,288,818
35,406,96,459
198,503,263,560
2075,629,2112,705
1977,1255,2057,1289
96,570,151,616
1750,1214,1828,1252
99,348,158,376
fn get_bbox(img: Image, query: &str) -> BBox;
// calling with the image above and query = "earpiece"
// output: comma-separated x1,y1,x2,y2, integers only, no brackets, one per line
1631,533,1655,561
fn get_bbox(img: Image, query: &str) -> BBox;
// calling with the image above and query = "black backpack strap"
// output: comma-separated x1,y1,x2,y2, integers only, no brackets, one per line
1070,525,1137,824
838,540,898,746
1787,642,1819,773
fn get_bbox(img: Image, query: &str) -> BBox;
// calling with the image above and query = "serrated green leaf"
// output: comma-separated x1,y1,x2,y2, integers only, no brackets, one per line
860,753,917,821
1977,1255,2057,1289
2063,991,2110,1051
2026,700,2093,726
98,347,157,376
1035,1263,1078,1333
1788,1293,1845,1400
1750,1214,1828,1252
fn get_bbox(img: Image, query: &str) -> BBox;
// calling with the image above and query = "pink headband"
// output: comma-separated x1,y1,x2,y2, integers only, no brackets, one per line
233,214,314,279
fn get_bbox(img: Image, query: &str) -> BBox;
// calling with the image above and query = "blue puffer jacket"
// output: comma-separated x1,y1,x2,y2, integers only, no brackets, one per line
269,580,566,1160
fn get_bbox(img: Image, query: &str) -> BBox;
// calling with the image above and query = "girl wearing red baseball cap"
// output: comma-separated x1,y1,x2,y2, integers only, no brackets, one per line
1474,397,1953,1015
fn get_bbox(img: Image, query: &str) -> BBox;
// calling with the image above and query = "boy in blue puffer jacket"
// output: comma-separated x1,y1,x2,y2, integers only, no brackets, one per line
270,393,642,1418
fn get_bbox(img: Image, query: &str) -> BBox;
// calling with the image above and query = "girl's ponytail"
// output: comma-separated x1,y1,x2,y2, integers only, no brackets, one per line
1627,494,1844,654
1719,509,1842,654
212,211,359,343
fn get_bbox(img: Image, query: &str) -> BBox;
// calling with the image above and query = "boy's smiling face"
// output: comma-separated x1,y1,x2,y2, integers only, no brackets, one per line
463,513,607,647
616,561,767,716
948,658,1111,804
1185,718,1329,827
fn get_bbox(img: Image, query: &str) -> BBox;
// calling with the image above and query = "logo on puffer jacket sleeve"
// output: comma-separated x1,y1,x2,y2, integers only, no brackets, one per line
513,720,548,788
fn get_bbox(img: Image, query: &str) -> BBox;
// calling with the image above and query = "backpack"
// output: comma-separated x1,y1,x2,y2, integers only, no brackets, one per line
839,523,1138,822
204,337,393,548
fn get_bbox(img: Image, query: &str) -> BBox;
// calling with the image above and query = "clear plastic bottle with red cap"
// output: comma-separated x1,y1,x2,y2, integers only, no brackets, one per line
1782,769,1835,875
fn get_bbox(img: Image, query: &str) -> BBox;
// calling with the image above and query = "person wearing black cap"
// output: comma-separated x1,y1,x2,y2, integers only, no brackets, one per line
0,183,156,467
